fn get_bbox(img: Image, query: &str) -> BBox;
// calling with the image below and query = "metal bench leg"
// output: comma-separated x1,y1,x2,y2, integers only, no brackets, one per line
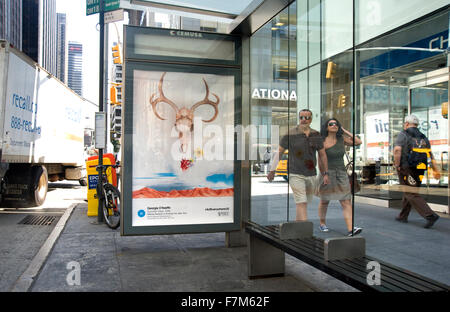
248,234,285,278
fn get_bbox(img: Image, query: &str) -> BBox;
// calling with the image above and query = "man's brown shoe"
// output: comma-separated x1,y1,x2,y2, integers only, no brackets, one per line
424,214,439,229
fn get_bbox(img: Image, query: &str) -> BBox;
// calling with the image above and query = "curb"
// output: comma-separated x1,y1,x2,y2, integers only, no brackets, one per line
10,203,78,292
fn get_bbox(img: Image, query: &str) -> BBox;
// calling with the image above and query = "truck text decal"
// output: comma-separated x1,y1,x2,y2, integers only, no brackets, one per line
12,93,37,113
10,115,41,134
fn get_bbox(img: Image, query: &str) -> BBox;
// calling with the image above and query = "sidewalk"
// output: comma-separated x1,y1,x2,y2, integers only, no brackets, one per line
29,203,356,292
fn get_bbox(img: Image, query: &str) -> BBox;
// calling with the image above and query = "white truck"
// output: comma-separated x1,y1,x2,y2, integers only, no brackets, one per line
0,41,86,207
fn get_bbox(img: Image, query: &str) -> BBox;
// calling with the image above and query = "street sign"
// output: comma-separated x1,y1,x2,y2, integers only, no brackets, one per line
86,0,120,16
95,112,106,149
105,9,124,24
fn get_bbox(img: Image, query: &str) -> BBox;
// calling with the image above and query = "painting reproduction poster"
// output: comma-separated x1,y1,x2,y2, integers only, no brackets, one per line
365,111,389,162
131,70,235,226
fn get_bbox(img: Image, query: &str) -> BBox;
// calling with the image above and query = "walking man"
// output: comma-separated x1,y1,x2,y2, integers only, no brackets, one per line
267,109,329,221
393,114,441,228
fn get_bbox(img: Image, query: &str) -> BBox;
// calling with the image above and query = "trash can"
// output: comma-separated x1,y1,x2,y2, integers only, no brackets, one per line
85,153,117,217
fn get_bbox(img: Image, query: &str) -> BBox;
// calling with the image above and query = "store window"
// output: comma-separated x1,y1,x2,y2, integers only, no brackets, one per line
356,9,449,210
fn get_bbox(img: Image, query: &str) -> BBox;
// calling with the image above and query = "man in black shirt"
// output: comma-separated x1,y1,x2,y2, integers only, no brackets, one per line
393,114,440,228
268,109,329,221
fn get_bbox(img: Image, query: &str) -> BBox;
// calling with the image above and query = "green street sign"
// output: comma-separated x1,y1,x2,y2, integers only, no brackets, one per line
86,0,120,16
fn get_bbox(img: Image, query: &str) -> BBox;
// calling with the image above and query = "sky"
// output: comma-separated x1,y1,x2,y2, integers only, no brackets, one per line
56,0,126,104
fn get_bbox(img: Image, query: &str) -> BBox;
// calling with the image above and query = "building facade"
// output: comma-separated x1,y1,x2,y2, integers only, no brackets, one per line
39,0,56,76
21,0,38,62
111,61,122,141
1,0,57,73
67,41,83,96
0,0,22,50
56,12,66,83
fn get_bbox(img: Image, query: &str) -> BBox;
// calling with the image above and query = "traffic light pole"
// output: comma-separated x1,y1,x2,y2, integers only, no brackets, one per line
98,0,105,223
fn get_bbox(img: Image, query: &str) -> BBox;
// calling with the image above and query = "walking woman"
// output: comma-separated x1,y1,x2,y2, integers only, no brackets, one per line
318,118,363,236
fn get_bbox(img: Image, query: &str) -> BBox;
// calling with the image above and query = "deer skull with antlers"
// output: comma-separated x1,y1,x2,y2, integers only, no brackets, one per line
150,72,220,154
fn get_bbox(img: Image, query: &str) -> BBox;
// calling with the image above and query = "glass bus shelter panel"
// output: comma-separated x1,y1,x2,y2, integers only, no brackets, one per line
310,50,357,238
249,6,297,226
353,7,450,285
356,8,449,209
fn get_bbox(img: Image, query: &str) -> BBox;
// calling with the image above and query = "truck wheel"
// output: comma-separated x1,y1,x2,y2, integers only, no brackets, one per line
29,166,48,206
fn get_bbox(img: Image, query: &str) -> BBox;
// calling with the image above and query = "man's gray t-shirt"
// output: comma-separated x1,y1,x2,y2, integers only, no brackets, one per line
280,127,324,176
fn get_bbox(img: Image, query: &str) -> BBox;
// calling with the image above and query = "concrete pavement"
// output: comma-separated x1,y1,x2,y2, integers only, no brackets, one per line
12,188,449,292
28,203,356,292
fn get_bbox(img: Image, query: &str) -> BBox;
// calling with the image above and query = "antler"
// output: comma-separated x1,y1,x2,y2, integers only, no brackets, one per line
149,72,179,120
191,78,219,123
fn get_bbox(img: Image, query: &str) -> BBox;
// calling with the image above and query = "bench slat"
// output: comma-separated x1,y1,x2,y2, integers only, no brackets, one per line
348,258,447,292
332,259,425,292
324,260,403,292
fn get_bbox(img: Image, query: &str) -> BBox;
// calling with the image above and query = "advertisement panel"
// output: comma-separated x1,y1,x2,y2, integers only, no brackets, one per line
121,26,241,235
415,107,448,156
365,111,390,162
3,53,38,161
131,70,235,227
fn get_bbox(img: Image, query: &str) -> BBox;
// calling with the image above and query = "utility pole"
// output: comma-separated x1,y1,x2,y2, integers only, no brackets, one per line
97,0,105,223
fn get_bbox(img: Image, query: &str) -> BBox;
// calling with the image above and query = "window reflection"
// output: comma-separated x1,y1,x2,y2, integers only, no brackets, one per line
249,0,449,287
356,10,449,210
250,5,296,225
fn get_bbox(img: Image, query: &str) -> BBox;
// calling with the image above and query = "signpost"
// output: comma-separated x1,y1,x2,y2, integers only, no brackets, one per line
88,0,122,223
86,0,120,16
87,0,121,222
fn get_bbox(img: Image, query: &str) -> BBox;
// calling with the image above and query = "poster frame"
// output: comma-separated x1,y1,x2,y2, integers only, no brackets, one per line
124,25,241,66
121,61,242,236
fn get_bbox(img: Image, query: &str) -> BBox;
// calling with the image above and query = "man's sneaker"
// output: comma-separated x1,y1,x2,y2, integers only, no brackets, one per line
348,227,363,237
424,214,439,229
395,217,408,223
319,224,329,232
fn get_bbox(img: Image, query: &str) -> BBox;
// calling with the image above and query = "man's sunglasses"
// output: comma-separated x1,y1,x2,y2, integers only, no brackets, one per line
299,116,312,120
328,122,338,127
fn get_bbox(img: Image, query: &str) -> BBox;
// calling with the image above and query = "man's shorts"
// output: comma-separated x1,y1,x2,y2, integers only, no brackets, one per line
289,174,318,204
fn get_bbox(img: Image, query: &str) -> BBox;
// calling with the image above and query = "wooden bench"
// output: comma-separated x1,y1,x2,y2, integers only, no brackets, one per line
246,221,450,292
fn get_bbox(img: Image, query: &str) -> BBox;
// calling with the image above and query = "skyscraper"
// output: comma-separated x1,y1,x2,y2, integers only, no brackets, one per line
56,12,66,83
0,0,22,50
67,41,83,96
21,0,38,61
40,0,57,76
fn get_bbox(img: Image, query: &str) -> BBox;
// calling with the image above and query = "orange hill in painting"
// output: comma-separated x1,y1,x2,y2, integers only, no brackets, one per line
133,187,234,199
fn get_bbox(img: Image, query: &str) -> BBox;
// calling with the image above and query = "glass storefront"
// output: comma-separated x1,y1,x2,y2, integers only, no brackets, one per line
356,8,449,209
249,0,449,285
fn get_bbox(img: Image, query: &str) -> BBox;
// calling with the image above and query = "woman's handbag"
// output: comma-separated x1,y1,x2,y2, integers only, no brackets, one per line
345,152,361,193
